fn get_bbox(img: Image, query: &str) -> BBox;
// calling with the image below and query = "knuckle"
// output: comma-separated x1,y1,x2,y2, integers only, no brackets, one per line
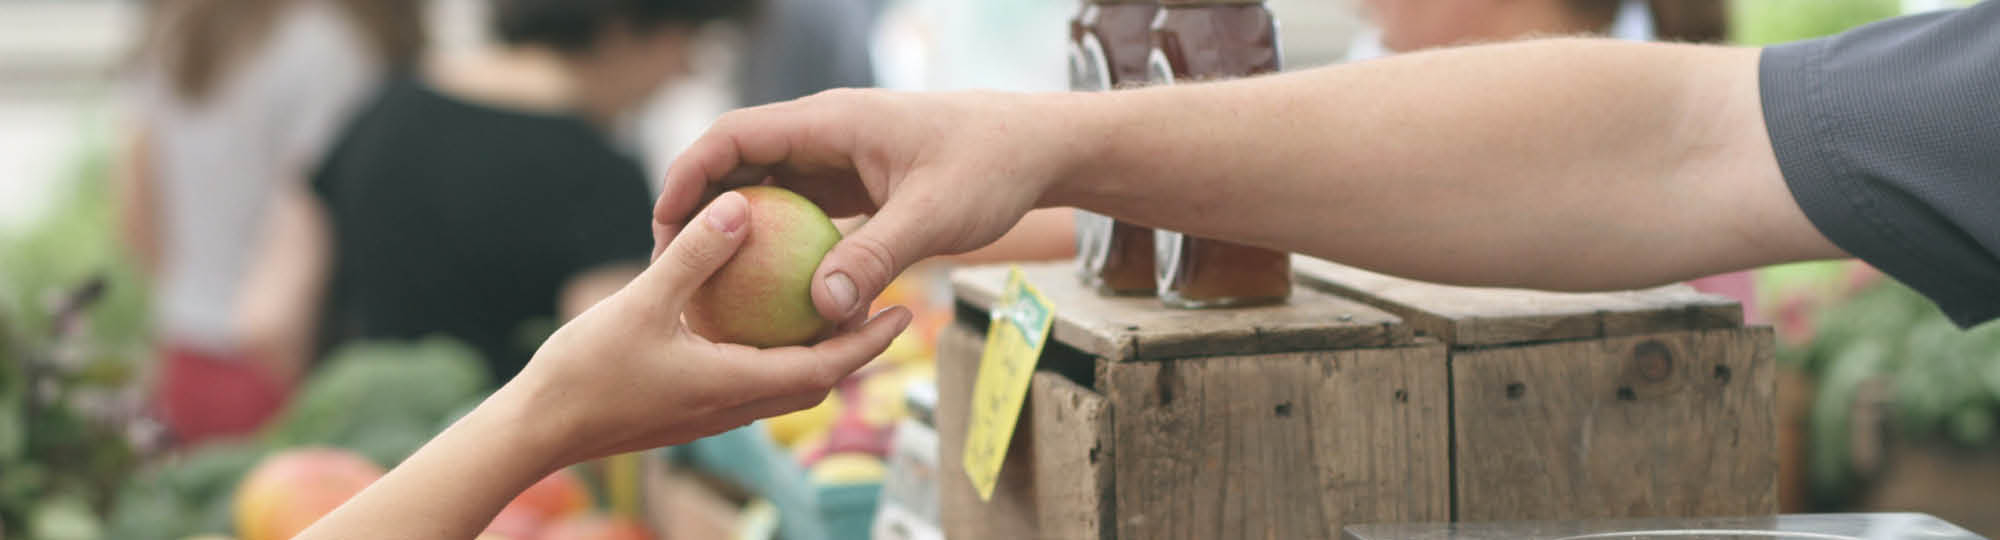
809,87,865,104
670,236,722,276
710,109,755,133
810,365,846,390
843,234,901,285
798,356,846,390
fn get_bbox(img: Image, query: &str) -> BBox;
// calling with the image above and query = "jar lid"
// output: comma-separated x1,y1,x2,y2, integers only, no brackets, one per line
1088,0,1158,4
1158,0,1264,5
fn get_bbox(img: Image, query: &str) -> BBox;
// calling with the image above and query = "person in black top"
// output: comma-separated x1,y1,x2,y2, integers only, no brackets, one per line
309,0,750,382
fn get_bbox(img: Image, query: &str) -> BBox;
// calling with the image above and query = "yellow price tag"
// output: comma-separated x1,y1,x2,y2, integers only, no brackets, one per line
962,267,1055,501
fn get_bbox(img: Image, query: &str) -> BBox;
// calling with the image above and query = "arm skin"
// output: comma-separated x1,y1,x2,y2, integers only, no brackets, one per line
652,39,1847,322
1057,39,1842,290
112,129,162,276
234,182,332,384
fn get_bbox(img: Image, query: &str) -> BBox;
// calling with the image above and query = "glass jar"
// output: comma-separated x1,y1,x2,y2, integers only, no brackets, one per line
1070,0,1161,295
1149,0,1291,308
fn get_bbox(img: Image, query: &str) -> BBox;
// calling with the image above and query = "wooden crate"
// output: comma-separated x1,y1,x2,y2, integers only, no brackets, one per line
937,259,1775,539
1290,257,1778,521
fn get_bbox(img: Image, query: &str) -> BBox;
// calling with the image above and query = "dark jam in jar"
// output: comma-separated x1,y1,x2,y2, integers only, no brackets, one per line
1071,1,1160,296
1150,0,1291,308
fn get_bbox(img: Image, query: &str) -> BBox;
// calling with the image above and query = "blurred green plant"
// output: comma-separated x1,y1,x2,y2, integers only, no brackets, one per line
1730,0,1902,45
1774,273,2000,508
0,127,150,539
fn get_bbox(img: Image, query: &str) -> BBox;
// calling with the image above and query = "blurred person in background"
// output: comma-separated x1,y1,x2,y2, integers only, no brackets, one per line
115,0,425,445
734,0,876,107
1357,0,1723,55
735,0,1078,266
304,0,752,384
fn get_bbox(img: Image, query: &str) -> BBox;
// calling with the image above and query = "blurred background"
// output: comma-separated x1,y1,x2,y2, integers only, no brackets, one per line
0,0,1992,539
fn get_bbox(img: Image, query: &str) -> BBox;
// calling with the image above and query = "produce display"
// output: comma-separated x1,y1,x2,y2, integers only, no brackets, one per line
103,338,493,539
231,449,383,540
533,514,652,540
488,470,595,538
755,269,950,534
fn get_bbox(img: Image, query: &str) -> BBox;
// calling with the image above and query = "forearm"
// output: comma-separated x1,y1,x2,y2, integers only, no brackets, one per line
113,130,161,276
1054,39,1837,290
236,184,330,383
295,386,563,540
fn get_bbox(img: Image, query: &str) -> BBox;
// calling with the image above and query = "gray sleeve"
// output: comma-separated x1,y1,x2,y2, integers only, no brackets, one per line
1760,2,2000,327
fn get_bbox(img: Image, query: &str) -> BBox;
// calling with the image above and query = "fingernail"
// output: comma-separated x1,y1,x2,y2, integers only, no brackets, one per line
825,272,857,316
705,191,747,233
883,306,913,331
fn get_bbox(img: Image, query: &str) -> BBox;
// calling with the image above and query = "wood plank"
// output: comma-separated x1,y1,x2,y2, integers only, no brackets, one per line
952,263,1411,361
1292,256,1742,346
1451,328,1778,520
1102,344,1452,539
1031,372,1115,540
936,322,1039,540
1341,514,1916,540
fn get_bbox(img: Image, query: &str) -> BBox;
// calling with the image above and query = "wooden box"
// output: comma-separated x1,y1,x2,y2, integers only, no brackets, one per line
936,259,1776,539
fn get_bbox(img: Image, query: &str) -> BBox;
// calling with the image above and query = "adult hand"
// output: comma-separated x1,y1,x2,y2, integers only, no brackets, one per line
652,90,1090,323
514,190,912,467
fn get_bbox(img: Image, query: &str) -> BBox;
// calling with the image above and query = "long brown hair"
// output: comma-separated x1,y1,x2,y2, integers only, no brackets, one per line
1566,0,1728,43
139,0,425,103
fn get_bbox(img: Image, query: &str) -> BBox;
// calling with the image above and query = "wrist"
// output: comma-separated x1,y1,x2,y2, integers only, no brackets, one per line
460,381,573,477
1036,91,1129,209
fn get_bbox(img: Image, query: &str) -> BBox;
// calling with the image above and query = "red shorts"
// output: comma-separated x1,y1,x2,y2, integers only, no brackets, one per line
154,344,291,446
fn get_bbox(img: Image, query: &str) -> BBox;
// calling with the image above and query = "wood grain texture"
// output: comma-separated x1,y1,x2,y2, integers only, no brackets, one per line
1292,257,1742,346
1102,345,1452,539
936,322,1039,539
952,263,1411,361
1451,328,1778,520
1031,372,1115,540
1343,515,1821,540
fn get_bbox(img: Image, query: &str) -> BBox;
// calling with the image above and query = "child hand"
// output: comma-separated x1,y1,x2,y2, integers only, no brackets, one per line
496,191,912,468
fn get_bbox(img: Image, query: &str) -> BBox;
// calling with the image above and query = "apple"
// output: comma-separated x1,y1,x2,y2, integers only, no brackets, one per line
537,514,652,540
685,186,841,348
234,448,384,540
486,469,593,538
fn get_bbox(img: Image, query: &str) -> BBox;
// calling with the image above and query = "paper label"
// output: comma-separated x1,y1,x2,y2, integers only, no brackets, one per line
961,267,1054,501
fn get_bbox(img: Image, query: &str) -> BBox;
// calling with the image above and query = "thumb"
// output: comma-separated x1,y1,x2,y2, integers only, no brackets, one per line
627,190,750,311
811,198,933,322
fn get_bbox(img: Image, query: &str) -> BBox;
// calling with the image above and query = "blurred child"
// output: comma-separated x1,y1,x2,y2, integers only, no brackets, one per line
117,0,424,444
